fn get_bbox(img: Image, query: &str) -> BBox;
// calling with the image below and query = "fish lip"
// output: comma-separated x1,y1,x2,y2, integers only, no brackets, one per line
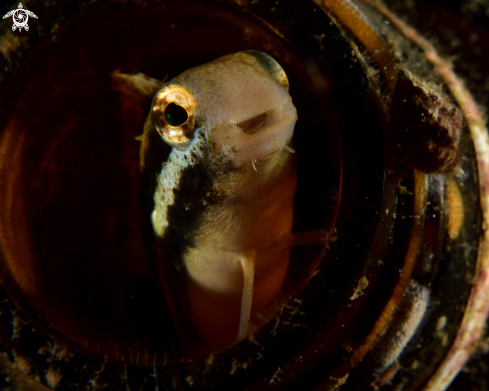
208,97,296,147
229,97,290,126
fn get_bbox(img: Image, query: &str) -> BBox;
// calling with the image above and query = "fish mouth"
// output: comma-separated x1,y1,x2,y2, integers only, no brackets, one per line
236,112,268,134
232,99,297,136
209,98,297,147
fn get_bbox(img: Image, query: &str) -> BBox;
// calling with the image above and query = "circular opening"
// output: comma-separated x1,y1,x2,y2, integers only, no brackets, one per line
0,0,416,389
0,0,347,365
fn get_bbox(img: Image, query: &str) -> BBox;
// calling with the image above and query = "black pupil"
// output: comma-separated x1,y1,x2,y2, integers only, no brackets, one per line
164,103,189,126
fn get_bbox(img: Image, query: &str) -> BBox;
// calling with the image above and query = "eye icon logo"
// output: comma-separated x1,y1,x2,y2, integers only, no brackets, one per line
2,3,38,32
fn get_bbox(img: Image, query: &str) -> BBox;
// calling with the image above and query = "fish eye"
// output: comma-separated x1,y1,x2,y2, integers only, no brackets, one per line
164,102,189,127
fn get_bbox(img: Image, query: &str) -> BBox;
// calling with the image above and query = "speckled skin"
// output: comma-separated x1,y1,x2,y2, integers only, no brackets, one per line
142,52,298,344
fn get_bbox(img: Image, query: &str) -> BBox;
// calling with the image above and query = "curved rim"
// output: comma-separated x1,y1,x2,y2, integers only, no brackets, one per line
366,2,489,389
314,0,489,389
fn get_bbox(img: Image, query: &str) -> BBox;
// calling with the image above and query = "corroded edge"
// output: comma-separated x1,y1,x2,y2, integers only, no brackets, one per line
367,1,489,389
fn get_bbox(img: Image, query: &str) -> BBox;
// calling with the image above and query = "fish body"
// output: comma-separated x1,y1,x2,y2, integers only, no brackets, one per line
142,51,298,346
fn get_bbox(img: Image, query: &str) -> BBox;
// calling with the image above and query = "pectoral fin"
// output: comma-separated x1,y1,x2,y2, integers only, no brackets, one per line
235,230,329,341
256,229,331,251
237,251,256,341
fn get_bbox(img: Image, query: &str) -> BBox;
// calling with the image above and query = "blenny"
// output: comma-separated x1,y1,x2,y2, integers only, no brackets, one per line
131,51,298,347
